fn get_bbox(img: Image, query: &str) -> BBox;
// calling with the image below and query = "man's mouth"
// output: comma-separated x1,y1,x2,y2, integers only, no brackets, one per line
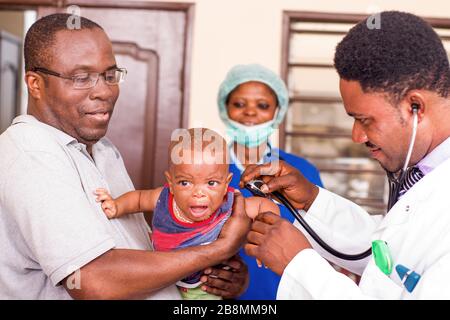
85,111,110,122
368,147,382,158
189,205,209,218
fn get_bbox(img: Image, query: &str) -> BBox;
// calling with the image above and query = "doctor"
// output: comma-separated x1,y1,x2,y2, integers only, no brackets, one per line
241,11,450,299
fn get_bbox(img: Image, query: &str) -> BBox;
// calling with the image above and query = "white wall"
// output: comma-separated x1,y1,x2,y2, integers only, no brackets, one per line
136,0,450,145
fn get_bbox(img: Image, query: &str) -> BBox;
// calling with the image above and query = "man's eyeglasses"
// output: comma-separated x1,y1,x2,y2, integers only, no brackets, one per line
33,67,127,89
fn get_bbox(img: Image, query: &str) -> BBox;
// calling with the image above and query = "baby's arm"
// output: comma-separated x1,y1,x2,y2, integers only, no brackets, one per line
95,187,163,219
244,197,280,220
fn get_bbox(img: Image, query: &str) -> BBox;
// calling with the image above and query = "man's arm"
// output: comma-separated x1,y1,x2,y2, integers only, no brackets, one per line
63,246,231,299
63,191,251,299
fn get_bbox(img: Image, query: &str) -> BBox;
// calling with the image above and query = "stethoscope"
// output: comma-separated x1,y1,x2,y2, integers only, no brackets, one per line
245,104,420,261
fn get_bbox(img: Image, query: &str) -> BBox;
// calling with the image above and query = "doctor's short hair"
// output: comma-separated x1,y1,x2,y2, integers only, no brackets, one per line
24,13,103,72
334,11,450,104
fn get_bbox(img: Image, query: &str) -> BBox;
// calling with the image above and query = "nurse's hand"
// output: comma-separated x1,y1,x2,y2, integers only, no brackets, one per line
245,211,312,275
240,160,319,211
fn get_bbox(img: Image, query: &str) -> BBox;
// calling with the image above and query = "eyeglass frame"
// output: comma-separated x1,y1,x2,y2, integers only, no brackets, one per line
32,66,127,89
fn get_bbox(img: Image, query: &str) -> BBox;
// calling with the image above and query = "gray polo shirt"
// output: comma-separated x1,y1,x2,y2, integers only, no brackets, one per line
0,115,180,299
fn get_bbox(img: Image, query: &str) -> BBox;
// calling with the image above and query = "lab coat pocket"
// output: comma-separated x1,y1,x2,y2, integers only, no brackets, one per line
359,261,403,299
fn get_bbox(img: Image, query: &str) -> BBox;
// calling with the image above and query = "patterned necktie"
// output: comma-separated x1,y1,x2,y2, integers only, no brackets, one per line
398,166,424,199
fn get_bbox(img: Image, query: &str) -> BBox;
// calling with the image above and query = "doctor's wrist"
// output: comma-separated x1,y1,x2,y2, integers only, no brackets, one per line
302,185,319,212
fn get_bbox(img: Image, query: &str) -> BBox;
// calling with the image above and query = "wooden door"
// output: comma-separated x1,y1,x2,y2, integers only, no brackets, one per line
36,2,193,189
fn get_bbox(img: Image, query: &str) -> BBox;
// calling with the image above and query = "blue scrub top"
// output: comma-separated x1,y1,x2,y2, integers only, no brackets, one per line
229,147,323,300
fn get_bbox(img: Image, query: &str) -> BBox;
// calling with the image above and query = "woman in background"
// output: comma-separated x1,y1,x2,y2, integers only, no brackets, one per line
217,64,324,299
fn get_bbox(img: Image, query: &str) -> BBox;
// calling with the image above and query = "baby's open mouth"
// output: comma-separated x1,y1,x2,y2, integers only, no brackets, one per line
189,205,209,217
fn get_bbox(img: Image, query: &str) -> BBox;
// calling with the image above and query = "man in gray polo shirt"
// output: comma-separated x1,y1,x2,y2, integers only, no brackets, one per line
0,14,250,299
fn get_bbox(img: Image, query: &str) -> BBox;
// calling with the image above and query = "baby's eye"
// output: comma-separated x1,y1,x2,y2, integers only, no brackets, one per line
232,102,245,108
178,180,191,186
208,181,219,186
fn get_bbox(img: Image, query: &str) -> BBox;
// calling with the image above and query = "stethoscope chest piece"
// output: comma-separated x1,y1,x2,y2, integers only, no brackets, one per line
245,179,267,198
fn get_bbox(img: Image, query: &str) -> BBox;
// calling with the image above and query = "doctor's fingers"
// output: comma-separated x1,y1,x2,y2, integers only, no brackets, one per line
239,162,281,188
244,242,261,259
250,219,273,235
247,229,266,246
255,211,281,225
244,243,273,271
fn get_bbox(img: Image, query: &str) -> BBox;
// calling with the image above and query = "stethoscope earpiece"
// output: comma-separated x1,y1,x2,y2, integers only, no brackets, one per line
387,102,420,210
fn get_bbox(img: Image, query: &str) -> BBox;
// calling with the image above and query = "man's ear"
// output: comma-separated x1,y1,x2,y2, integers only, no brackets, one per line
403,90,426,122
25,71,45,100
164,170,174,194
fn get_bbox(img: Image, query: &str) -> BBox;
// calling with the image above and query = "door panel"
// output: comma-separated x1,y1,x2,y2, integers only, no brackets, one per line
110,42,158,190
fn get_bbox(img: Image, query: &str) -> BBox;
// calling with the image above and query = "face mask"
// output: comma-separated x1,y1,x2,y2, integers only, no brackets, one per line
226,119,275,148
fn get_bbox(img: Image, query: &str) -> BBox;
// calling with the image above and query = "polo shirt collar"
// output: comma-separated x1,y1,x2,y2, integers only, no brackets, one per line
12,114,77,146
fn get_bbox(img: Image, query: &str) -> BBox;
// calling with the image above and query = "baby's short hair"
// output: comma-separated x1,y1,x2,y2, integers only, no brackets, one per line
168,128,229,167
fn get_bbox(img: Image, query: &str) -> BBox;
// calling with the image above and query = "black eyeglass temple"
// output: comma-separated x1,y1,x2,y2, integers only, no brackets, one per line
33,67,62,78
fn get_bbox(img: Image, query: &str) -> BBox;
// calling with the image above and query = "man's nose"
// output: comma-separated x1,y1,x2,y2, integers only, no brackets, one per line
352,120,368,144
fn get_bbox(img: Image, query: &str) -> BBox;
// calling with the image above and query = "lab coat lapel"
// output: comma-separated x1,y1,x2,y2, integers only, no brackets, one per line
374,177,428,233
375,157,450,233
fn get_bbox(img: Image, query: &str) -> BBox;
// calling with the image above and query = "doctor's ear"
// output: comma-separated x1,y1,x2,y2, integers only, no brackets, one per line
403,91,426,119
408,101,425,121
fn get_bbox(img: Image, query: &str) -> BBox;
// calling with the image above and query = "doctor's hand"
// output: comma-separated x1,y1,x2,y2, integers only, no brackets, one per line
240,160,319,211
245,211,312,275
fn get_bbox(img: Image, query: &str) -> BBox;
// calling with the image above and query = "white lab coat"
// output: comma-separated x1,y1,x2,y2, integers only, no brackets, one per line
277,157,450,299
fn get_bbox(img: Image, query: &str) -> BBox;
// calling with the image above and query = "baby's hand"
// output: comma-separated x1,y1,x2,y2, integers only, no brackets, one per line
94,188,119,219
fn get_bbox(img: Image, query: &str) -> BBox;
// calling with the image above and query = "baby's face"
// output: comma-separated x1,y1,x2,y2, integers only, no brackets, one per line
165,160,232,223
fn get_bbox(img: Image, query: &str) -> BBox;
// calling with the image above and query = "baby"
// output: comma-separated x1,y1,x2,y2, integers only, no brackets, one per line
95,128,279,300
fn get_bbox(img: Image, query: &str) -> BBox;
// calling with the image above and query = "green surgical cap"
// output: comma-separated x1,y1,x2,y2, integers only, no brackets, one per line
217,64,289,128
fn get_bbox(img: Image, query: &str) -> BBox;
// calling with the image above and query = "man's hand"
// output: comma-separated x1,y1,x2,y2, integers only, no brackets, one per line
245,211,312,275
200,255,249,299
240,161,319,211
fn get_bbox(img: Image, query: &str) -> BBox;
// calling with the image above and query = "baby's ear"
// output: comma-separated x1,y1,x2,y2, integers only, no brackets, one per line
164,171,174,193
224,173,233,196
225,172,233,185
